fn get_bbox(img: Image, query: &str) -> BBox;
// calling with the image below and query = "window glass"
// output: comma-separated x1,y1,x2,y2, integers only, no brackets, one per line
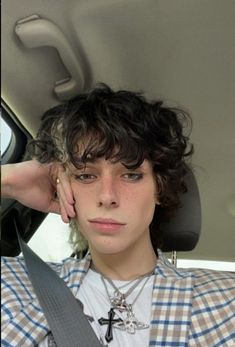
176,259,235,272
26,214,73,262
1,117,12,155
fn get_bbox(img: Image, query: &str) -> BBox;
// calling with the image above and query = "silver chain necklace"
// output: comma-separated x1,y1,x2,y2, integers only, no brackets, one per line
98,271,154,341
101,270,153,312
92,264,154,312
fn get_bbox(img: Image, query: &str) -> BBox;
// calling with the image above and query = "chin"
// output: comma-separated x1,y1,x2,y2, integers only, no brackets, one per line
90,240,128,255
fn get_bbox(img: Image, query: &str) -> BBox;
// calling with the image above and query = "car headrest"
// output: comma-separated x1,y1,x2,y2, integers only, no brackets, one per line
161,170,201,252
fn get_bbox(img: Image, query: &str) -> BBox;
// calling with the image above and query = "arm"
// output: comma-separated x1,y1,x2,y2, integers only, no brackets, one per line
1,160,75,223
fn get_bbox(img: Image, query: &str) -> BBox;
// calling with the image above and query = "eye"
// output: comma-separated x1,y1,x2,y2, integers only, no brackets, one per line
122,173,143,181
74,174,97,183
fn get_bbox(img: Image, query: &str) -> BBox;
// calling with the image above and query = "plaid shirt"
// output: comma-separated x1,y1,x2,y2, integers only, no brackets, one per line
1,250,235,346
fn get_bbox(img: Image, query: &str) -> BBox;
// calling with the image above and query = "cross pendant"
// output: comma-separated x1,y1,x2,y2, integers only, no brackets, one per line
98,308,123,343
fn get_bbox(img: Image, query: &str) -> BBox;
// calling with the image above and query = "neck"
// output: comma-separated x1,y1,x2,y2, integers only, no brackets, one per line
89,235,157,281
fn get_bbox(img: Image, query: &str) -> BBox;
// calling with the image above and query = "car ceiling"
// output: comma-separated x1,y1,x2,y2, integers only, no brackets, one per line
2,0,235,261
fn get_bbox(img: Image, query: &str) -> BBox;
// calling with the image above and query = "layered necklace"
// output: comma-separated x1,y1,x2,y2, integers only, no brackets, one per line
93,267,155,343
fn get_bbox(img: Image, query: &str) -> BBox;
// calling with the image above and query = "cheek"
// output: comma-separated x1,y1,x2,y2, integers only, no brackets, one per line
125,188,156,217
70,187,90,220
71,182,91,205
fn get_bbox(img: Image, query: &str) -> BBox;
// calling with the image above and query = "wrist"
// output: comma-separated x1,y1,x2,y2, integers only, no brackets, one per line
1,164,17,198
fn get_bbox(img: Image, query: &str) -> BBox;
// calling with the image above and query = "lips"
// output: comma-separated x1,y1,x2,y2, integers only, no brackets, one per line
88,218,126,232
89,218,125,225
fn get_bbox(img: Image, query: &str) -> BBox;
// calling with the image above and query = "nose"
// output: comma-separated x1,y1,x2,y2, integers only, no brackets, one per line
97,176,119,208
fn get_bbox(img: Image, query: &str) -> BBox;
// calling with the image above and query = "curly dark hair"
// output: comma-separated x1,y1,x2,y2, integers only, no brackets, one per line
27,83,193,252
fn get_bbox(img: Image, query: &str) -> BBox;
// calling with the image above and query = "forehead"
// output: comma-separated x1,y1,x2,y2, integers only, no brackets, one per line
68,132,149,170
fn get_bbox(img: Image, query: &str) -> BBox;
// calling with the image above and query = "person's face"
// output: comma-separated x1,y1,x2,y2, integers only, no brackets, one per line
68,158,158,256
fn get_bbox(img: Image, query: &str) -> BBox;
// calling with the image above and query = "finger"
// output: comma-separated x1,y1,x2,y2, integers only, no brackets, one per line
58,193,71,223
56,179,76,218
57,167,75,205
50,163,76,220
49,162,74,205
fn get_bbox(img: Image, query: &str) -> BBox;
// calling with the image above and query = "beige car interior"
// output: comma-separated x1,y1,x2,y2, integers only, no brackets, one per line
2,0,235,262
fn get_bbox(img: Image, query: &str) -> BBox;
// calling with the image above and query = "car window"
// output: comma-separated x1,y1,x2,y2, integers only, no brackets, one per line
1,117,12,155
25,214,73,262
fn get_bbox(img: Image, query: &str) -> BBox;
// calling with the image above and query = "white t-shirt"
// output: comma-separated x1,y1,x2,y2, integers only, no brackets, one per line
39,269,154,347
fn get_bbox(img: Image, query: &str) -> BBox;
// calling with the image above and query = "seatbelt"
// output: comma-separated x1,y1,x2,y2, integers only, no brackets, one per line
15,220,102,347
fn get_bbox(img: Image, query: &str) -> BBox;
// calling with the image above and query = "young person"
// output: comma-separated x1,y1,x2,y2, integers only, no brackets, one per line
1,84,235,346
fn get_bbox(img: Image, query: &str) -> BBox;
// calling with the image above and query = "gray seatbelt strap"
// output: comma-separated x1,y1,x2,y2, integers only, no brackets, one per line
15,221,102,347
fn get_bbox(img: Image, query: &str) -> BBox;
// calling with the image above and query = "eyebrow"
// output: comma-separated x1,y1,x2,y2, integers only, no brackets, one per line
69,158,102,170
81,160,146,169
